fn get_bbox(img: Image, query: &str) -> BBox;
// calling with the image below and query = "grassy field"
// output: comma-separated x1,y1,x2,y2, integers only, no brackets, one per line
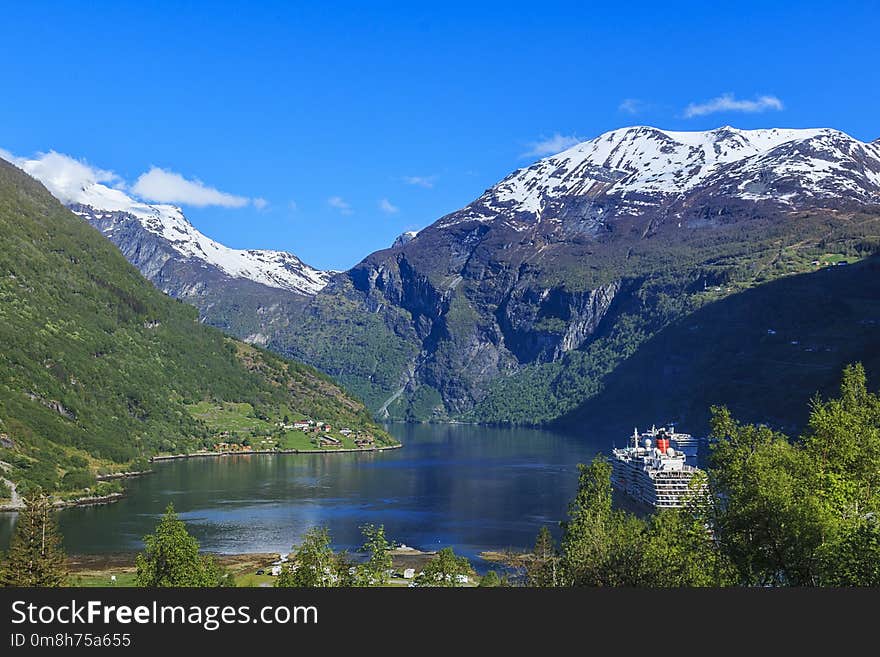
64,550,446,587
66,553,281,588
186,400,391,451
187,401,275,435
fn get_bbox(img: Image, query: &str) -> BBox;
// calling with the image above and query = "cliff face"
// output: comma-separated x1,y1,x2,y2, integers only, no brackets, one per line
27,127,880,424
277,127,880,421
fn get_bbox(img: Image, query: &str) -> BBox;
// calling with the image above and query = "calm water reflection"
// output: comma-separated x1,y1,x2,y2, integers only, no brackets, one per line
1,424,608,561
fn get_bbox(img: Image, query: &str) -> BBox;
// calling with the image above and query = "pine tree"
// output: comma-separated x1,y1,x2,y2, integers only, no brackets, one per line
0,494,67,587
527,526,561,587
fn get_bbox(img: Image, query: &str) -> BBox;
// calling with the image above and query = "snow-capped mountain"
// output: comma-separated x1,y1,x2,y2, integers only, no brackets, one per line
64,184,330,295
391,230,420,248
439,126,880,231
5,152,330,296
69,198,329,295
0,148,332,348
294,125,880,421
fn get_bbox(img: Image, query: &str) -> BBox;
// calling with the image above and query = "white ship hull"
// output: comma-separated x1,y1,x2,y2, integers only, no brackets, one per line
611,426,707,509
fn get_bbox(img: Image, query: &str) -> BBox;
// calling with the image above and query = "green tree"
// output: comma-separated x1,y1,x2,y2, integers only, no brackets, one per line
560,457,646,586
129,457,150,473
805,363,880,522
478,570,501,587
527,526,561,587
550,363,880,588
415,547,473,587
804,364,880,585
708,407,827,586
276,527,339,587
59,469,96,491
0,493,67,587
355,524,394,586
332,551,357,587
639,504,733,587
821,518,880,586
134,503,228,587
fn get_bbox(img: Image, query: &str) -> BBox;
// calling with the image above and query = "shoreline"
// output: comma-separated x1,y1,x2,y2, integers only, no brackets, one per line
53,492,125,509
96,469,154,481
1,445,403,513
150,443,403,462
0,491,125,513
65,547,446,586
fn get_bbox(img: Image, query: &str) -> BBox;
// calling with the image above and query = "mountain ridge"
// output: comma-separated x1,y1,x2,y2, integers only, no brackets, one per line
4,150,330,296
0,157,391,497
11,125,878,427
278,125,880,421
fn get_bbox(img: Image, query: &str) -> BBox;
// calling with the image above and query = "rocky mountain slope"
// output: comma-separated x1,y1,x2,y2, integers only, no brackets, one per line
68,199,329,296
7,153,331,345
277,126,880,422
559,254,880,436
16,126,877,428
0,157,391,495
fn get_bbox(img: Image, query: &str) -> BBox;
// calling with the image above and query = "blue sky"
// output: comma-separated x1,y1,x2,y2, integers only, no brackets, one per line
1,1,877,270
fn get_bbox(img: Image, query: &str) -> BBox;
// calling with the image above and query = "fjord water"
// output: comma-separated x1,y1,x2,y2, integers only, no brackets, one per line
1,424,607,560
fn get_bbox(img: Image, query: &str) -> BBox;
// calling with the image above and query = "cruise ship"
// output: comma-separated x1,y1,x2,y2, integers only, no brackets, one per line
611,426,708,509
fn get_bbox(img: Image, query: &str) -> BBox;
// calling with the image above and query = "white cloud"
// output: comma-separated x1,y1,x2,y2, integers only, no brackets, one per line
379,198,399,214
2,147,268,213
618,98,645,115
132,167,249,207
403,175,435,189
684,93,784,118
521,133,582,158
327,196,352,214
3,150,123,205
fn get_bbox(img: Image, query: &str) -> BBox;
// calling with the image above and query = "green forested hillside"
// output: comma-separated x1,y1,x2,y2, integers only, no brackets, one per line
467,212,880,425
275,198,880,426
0,159,391,496
557,254,880,436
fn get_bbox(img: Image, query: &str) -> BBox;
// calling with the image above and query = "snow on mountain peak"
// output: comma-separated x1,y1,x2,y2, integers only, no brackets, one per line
473,126,876,226
6,150,330,295
69,182,330,295
392,230,420,248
